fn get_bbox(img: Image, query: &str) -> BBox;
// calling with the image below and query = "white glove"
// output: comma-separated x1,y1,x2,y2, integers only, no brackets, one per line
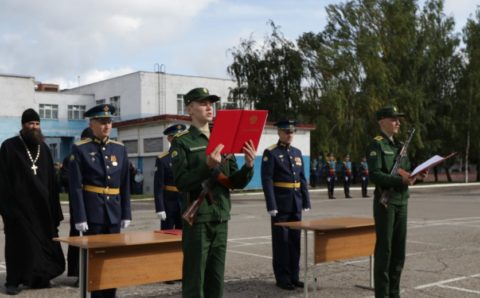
268,210,278,217
303,208,310,212
75,222,88,232
157,211,167,221
121,219,131,229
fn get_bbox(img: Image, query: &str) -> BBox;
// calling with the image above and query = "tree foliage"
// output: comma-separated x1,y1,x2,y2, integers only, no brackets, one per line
227,0,478,173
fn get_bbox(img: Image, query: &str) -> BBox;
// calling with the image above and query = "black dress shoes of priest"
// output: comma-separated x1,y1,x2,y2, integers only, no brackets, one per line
292,280,304,288
276,280,304,290
6,285,21,295
276,282,295,290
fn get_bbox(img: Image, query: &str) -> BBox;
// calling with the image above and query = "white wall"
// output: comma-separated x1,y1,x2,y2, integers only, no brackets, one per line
63,72,143,120
34,92,95,120
0,75,35,116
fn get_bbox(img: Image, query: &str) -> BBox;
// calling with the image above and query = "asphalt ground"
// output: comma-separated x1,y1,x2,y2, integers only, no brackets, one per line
0,183,479,297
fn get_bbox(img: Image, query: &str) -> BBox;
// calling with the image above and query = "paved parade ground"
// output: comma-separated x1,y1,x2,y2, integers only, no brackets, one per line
0,183,479,297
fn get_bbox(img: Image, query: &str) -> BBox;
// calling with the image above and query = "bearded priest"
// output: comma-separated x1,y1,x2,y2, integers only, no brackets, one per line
0,108,65,295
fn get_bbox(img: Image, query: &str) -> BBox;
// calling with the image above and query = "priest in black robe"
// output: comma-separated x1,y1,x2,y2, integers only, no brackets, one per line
0,109,65,295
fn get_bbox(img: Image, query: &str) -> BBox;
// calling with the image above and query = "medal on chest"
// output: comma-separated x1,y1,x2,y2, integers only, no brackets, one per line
111,155,118,166
294,157,302,166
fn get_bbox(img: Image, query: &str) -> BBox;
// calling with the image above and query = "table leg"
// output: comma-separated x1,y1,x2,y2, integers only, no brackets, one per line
79,247,89,298
304,229,308,298
370,255,374,288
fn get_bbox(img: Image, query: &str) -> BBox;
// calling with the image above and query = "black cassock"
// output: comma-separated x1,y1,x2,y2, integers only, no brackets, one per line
0,135,65,287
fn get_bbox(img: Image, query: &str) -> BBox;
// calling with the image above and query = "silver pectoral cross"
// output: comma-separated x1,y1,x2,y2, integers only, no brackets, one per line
31,164,38,175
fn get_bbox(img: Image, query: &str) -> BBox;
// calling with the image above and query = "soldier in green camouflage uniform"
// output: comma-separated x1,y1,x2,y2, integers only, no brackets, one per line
170,87,256,298
366,106,418,298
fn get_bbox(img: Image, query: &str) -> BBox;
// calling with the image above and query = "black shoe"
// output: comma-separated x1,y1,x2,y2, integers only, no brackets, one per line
329,196,336,199
6,285,21,295
292,280,304,288
276,282,295,290
345,195,352,198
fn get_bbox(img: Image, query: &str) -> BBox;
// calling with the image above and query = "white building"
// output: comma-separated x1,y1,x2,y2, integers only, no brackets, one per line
0,74,95,161
0,71,313,192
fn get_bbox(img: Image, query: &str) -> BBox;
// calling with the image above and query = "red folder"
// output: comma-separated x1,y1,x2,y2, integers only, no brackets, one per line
155,229,182,236
206,110,268,155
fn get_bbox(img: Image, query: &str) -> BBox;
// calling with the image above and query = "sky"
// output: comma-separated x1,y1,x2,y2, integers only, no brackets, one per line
0,0,478,89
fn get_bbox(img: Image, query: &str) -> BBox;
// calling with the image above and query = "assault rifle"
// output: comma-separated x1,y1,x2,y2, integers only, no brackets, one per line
182,168,234,226
379,128,415,208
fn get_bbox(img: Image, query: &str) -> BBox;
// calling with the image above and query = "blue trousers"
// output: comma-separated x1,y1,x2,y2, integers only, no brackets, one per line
270,212,302,285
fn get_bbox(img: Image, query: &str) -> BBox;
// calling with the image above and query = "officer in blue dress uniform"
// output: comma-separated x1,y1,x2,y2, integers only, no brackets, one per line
326,152,337,199
68,104,132,298
342,154,353,198
154,123,186,230
261,120,311,291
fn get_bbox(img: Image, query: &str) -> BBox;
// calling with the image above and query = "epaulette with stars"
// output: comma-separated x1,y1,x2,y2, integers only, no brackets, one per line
173,130,189,139
374,136,384,142
266,144,278,151
157,152,169,159
74,138,92,146
107,139,125,146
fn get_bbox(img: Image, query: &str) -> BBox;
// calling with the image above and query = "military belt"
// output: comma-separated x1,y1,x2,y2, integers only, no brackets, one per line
164,185,179,192
83,185,120,195
273,182,301,188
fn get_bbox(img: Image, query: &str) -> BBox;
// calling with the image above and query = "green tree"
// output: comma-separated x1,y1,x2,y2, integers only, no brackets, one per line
457,9,480,182
227,21,304,121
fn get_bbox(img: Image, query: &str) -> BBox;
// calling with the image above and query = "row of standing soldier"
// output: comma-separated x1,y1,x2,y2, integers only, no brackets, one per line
0,98,424,298
311,154,370,199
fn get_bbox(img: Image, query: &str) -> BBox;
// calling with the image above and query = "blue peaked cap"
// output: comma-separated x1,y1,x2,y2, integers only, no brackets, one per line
274,119,297,131
163,123,187,136
84,104,116,118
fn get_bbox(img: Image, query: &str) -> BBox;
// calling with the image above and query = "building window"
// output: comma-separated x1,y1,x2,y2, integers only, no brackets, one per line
123,140,138,154
110,96,120,116
144,137,163,153
68,105,86,120
96,99,105,105
39,104,58,119
177,94,187,115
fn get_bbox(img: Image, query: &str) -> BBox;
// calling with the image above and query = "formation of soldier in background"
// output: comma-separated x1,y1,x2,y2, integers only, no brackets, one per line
310,152,369,199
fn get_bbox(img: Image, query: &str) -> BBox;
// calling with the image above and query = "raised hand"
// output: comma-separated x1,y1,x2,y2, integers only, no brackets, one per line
242,140,256,168
207,144,224,168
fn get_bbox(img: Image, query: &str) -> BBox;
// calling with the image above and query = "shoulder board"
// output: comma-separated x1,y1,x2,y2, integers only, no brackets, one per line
74,138,92,146
157,152,169,159
267,144,278,151
107,139,125,146
374,136,384,141
174,130,189,138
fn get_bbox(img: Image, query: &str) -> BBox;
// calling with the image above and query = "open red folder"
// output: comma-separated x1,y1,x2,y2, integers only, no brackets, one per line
410,152,457,177
206,109,268,155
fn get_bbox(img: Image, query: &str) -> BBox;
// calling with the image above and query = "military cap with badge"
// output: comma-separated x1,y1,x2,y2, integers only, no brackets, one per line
84,104,116,118
274,119,297,133
376,105,405,120
183,87,220,106
163,123,187,136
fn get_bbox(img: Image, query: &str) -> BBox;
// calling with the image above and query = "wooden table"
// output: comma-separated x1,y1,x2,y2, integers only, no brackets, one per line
55,231,182,298
276,217,375,297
